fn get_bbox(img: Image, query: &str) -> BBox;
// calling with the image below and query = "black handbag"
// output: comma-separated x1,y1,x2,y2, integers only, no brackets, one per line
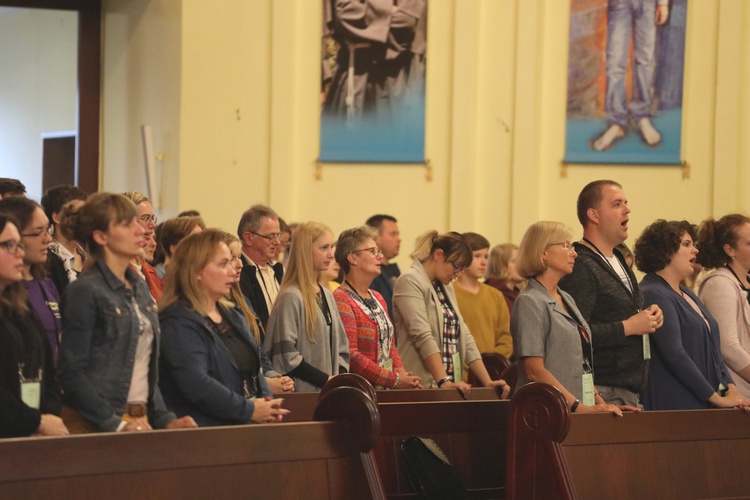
400,436,468,500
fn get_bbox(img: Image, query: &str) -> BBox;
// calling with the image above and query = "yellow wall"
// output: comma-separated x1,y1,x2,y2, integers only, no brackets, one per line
102,0,182,214
103,0,750,271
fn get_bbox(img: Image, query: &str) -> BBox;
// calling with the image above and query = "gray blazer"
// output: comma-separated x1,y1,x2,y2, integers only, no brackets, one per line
511,278,593,400
393,259,481,386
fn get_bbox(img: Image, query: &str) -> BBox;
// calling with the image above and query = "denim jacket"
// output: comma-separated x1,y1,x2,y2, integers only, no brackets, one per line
58,259,175,431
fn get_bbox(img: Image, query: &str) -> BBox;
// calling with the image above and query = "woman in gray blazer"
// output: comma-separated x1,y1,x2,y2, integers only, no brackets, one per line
393,231,510,397
512,221,633,416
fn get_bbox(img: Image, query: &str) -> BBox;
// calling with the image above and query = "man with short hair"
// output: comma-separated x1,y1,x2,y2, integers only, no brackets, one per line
366,214,401,320
0,178,26,197
559,180,663,408
238,205,283,331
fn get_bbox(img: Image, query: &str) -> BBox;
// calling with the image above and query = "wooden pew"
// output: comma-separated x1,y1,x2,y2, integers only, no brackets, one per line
506,382,750,500
0,386,385,500
281,374,510,499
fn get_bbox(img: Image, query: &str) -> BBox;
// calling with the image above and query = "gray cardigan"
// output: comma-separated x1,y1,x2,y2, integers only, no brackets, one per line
511,278,592,400
393,259,481,386
264,285,349,393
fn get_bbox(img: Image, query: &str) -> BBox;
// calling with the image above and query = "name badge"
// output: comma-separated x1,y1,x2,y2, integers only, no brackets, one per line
451,352,462,383
21,381,41,409
582,373,595,406
18,365,42,409
643,334,651,360
382,358,393,371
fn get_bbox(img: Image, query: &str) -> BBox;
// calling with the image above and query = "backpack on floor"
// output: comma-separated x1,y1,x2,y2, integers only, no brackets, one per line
400,436,468,500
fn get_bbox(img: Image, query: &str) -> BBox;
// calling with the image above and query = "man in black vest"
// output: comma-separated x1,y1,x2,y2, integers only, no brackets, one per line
238,204,283,335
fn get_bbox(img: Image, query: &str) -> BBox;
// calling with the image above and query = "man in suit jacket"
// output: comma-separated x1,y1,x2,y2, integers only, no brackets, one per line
238,204,283,333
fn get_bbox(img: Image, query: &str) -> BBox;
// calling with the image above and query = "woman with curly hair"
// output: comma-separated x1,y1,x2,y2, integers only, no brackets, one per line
636,219,748,410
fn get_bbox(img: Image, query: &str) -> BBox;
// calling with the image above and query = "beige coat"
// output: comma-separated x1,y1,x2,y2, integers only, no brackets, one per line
699,267,750,398
393,259,481,386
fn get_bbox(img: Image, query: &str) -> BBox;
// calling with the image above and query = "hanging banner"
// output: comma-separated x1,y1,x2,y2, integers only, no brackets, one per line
320,0,427,163
564,0,687,165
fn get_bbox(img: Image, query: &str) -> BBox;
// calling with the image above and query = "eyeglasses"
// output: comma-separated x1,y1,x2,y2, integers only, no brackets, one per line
351,247,383,257
449,262,469,274
548,242,574,251
0,239,25,254
138,214,158,224
21,226,52,238
250,231,281,242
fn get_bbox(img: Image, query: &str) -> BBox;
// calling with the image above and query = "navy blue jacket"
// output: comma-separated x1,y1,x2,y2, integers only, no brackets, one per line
639,273,733,410
159,300,271,427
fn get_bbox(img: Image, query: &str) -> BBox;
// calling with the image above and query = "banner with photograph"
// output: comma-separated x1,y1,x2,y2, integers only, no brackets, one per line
564,0,687,164
320,0,427,163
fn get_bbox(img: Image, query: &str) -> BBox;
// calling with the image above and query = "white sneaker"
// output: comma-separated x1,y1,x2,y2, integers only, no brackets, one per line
638,118,661,146
592,124,625,151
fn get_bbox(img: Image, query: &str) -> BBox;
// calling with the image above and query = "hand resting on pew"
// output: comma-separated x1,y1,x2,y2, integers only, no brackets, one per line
251,397,291,423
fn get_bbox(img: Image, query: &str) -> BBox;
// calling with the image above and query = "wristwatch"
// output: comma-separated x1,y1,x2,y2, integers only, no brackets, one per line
571,399,581,413
437,376,452,388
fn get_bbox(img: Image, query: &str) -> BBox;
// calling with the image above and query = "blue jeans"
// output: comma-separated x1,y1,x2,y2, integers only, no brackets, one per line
605,0,657,127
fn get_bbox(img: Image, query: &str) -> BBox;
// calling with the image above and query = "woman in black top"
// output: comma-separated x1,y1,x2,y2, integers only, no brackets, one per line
0,214,68,437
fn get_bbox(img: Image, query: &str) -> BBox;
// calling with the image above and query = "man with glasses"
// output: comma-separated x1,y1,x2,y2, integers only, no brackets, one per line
122,192,161,301
238,204,284,333
559,180,663,408
366,214,402,321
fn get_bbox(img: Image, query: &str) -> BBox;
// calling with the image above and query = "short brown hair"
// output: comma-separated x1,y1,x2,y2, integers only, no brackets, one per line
71,193,138,259
576,180,622,227
461,232,490,252
335,225,378,274
161,216,206,257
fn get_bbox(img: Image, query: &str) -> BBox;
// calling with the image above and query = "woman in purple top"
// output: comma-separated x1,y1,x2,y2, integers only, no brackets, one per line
0,197,62,362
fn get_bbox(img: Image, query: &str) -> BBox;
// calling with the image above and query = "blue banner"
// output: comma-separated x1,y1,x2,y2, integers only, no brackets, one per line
320,0,427,163
564,0,687,165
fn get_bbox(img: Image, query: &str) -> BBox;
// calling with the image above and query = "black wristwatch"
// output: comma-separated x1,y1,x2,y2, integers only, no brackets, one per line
571,399,581,413
437,376,452,388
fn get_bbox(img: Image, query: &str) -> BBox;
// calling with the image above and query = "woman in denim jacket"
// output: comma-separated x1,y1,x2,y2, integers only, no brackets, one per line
58,193,197,433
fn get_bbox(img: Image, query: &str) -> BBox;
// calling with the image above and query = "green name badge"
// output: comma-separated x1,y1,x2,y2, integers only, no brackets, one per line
582,373,595,406
643,334,651,360
382,358,393,371
451,352,462,383
21,381,41,410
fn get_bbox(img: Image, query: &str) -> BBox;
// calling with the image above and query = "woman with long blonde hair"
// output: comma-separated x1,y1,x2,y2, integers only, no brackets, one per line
264,222,349,392
220,232,294,393
159,229,288,426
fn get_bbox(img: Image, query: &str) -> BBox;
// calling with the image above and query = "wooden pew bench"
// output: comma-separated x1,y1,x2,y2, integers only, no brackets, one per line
281,375,510,499
507,383,750,500
0,386,384,500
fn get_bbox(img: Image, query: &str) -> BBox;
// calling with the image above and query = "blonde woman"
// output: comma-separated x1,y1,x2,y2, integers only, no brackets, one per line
221,232,294,393
485,243,526,312
264,222,349,392
158,230,288,426
512,221,633,416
